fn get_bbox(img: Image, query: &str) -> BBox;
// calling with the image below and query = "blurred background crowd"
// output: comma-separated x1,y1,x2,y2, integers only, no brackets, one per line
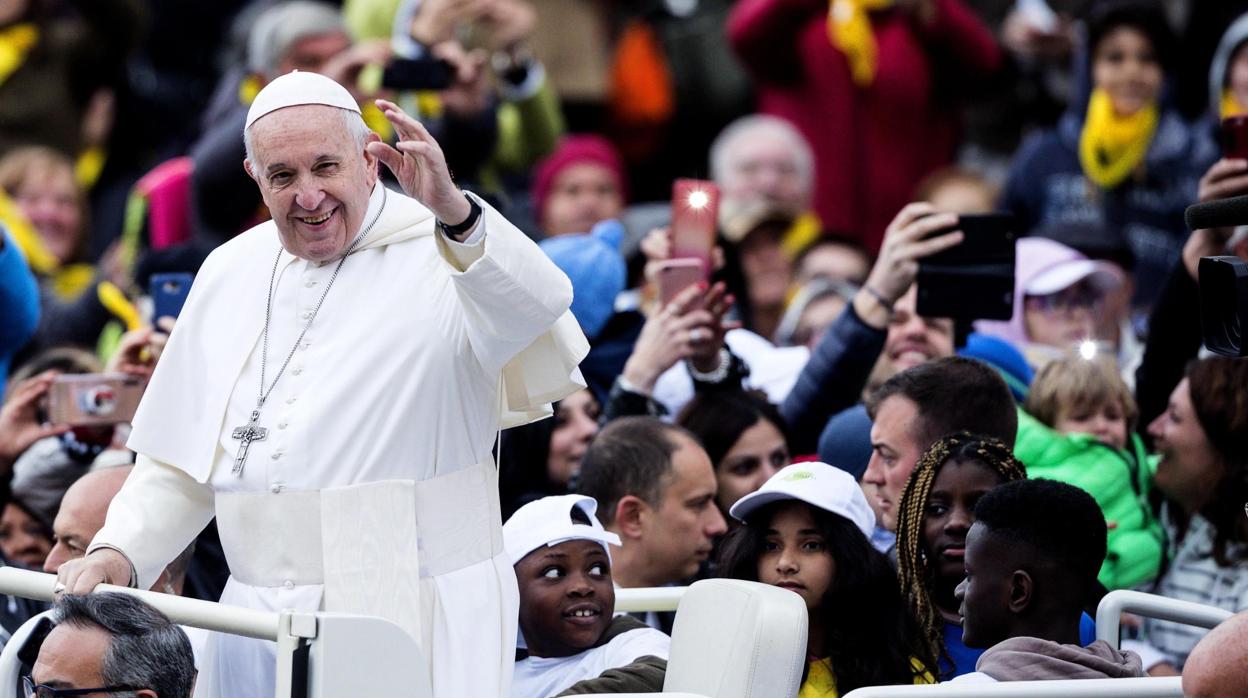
1,0,1248,693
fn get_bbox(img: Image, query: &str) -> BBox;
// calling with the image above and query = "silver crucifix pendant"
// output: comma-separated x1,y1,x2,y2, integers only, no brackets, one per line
230,409,269,476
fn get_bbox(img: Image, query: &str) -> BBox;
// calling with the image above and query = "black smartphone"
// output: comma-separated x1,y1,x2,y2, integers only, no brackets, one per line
382,56,454,91
150,272,194,324
916,213,1017,321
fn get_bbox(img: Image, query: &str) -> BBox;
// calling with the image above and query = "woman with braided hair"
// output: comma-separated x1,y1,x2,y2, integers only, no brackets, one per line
895,432,1027,680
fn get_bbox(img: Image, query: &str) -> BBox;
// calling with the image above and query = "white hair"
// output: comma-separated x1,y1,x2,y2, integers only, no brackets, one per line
709,114,814,196
247,0,345,78
244,107,372,169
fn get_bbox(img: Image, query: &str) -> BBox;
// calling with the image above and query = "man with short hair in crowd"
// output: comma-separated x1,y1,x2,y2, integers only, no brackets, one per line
862,356,1018,534
44,466,193,596
28,592,196,697
953,479,1143,683
576,417,725,630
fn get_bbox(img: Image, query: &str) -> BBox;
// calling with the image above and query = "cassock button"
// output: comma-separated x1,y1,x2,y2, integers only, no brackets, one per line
291,368,302,376
283,580,295,590
278,421,288,429
271,451,283,460
286,397,297,405
305,280,317,288
300,311,312,321
270,484,283,494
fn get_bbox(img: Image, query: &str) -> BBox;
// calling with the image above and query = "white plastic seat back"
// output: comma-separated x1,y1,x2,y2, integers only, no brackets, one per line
0,610,54,695
663,579,808,698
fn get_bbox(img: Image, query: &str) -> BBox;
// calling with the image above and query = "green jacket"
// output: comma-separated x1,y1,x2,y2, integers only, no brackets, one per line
1014,409,1164,590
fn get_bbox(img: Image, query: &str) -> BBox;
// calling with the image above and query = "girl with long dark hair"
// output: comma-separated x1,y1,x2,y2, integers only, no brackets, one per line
718,462,934,696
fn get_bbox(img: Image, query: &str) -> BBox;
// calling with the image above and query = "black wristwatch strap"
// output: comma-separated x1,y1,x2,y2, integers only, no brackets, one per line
438,195,482,238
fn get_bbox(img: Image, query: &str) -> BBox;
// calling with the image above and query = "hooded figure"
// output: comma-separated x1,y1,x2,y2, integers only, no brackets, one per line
999,0,1217,310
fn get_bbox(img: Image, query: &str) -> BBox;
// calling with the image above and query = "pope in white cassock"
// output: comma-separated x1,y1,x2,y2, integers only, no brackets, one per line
55,71,588,697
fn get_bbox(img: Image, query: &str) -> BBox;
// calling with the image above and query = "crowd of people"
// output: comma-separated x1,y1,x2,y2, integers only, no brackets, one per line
2,0,1248,695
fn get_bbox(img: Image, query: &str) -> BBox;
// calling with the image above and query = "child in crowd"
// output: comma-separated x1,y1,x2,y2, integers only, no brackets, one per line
718,462,934,696
1015,353,1164,591
952,479,1144,683
1025,354,1135,451
895,433,1029,679
505,495,669,697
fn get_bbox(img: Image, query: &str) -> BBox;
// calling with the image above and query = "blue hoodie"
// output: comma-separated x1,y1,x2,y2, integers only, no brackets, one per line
0,226,40,387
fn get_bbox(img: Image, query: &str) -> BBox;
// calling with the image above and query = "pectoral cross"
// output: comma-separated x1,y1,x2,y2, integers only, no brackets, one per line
231,409,268,476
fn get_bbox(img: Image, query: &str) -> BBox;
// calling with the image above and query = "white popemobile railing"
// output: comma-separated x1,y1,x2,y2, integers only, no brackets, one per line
0,567,435,698
0,569,1231,698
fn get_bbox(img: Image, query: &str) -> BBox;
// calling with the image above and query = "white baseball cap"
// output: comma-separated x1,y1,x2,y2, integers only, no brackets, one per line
1025,258,1123,297
729,462,876,538
503,495,622,566
245,70,361,130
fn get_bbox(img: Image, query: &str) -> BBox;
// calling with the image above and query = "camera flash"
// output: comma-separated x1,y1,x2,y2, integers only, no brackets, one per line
687,190,710,210
1078,340,1098,361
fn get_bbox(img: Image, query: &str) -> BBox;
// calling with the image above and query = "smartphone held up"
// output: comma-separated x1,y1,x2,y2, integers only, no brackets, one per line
660,179,719,305
916,213,1018,321
47,374,144,426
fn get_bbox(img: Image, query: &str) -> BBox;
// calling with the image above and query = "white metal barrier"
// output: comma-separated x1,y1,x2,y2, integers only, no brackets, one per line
614,586,687,613
841,677,1183,697
0,567,432,698
1095,589,1232,649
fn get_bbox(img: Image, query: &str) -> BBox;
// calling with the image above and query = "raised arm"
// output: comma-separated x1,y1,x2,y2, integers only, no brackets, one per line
727,0,824,85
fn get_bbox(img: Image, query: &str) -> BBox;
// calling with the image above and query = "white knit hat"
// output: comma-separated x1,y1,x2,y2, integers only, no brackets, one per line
244,70,360,130
729,462,876,538
503,495,622,566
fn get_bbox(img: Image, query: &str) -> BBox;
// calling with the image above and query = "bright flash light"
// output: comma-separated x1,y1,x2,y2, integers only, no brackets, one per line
1078,340,1098,361
687,190,710,210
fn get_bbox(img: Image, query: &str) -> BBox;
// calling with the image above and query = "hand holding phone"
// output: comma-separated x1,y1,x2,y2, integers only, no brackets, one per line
655,259,705,307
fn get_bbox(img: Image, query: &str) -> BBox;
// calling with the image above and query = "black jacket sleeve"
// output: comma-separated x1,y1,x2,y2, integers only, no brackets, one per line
1134,261,1203,444
556,656,667,695
779,303,886,454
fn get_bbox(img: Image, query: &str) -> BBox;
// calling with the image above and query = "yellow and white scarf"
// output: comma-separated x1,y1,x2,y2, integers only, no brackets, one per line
1078,87,1158,189
828,0,893,86
0,23,37,88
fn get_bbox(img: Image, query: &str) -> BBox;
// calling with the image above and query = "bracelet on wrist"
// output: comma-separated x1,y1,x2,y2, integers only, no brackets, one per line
437,194,482,238
861,284,895,318
688,348,731,383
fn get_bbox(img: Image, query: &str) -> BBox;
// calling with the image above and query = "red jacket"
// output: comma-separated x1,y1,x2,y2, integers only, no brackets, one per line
728,0,1001,251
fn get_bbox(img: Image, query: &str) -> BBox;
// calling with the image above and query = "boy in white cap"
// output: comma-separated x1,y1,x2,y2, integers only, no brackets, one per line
506,495,669,697
717,462,933,696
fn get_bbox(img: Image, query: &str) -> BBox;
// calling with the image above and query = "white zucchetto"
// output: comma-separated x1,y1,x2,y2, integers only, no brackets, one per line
244,70,361,130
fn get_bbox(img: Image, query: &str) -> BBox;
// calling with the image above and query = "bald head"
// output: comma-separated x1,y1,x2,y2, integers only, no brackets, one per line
44,466,132,575
1183,612,1248,697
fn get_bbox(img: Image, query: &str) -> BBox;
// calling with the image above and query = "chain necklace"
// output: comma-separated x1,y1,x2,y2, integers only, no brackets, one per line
230,186,388,475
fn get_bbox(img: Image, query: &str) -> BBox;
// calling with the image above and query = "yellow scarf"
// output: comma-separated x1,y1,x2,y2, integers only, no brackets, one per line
0,23,37,88
827,0,892,86
1078,88,1158,190
1221,89,1247,119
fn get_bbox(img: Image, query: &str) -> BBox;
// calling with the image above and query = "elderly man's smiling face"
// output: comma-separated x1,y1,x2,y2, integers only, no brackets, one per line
244,105,379,263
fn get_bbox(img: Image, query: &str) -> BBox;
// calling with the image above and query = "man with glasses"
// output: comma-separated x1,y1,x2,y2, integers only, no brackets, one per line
26,592,194,698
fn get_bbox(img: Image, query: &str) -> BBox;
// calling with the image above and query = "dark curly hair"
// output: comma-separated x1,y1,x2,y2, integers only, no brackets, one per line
718,501,935,689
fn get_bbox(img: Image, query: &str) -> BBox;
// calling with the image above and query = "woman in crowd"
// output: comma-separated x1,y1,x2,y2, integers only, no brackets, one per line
677,389,792,515
0,146,137,356
1001,0,1217,309
719,462,934,695
894,433,1027,679
976,237,1124,368
498,389,600,520
531,135,626,239
1128,357,1248,673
